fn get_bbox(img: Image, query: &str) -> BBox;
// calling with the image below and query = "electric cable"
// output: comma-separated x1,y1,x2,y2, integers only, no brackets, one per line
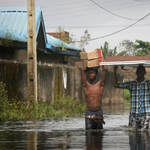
72,11,150,42
43,1,149,20
91,0,139,20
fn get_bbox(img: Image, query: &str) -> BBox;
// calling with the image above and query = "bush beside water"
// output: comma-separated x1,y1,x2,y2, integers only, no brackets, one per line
0,82,131,121
124,89,130,102
0,82,86,121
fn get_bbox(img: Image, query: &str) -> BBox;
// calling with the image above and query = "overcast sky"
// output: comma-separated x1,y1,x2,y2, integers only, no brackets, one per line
0,0,150,52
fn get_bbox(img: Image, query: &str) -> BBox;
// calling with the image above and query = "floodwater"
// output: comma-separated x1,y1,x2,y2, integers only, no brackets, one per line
0,103,150,150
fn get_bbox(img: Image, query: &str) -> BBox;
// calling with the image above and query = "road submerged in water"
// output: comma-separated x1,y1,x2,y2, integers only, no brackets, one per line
0,103,150,150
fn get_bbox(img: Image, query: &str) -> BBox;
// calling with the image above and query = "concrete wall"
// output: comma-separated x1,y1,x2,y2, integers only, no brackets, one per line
0,60,124,105
97,69,124,105
108,66,150,82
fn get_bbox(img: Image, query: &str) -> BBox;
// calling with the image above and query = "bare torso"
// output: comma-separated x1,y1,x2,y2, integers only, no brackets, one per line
84,80,103,111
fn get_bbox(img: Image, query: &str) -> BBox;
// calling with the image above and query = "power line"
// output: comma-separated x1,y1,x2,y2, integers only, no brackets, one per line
42,0,120,11
43,1,149,20
41,0,120,9
73,12,150,42
43,1,137,16
43,1,135,16
45,24,150,28
91,0,139,20
40,0,88,8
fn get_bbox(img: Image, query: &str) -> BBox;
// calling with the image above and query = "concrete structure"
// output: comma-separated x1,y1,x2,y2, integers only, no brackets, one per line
0,60,124,105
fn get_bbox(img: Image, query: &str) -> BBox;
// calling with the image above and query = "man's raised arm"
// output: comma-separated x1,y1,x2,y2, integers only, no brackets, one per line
81,68,87,85
113,66,120,88
101,65,107,86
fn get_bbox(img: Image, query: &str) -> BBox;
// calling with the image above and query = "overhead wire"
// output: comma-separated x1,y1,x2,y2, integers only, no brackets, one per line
43,1,137,17
42,0,125,12
43,1,149,21
46,24,150,28
91,0,140,20
73,12,150,42
40,0,88,8
41,0,121,9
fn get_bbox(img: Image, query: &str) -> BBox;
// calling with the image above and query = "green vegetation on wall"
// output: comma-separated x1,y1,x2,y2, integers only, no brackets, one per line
0,81,86,121
124,89,130,102
54,67,62,101
0,32,13,47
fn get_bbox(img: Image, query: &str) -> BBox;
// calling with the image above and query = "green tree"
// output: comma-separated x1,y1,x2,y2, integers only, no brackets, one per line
100,41,117,56
55,26,65,41
80,29,91,52
118,39,137,56
135,40,150,56
117,50,128,56
0,32,13,47
69,32,76,47
55,26,67,51
110,46,118,56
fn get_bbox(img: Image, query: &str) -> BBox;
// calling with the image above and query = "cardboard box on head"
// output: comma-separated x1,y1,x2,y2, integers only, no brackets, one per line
80,49,104,68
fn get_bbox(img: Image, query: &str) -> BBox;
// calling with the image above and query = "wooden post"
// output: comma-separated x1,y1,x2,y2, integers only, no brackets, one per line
27,0,37,103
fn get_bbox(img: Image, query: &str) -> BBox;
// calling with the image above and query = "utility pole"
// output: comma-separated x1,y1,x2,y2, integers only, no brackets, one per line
27,0,37,103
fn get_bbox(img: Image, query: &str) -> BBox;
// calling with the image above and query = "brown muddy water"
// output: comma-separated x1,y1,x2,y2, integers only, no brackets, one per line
0,103,150,150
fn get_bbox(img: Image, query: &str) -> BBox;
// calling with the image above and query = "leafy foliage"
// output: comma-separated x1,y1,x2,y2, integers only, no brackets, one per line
80,29,91,52
0,32,13,47
117,39,150,56
0,82,8,114
69,32,77,46
118,39,137,56
0,85,86,120
55,26,67,51
124,89,130,102
101,41,117,56
135,40,150,56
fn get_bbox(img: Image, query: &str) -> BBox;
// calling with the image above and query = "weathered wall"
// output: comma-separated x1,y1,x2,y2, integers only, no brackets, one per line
37,65,85,104
0,61,124,105
97,69,124,105
108,66,150,82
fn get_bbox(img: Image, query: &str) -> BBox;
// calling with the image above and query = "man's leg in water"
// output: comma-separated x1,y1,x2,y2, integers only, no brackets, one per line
94,119,103,129
85,118,94,130
85,118,103,130
138,116,150,131
128,115,150,131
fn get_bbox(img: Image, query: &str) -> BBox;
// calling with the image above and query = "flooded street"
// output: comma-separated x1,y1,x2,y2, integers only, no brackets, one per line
0,103,150,150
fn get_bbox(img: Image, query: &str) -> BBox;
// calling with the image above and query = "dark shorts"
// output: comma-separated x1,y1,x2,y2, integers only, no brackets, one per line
85,109,103,130
85,109,103,116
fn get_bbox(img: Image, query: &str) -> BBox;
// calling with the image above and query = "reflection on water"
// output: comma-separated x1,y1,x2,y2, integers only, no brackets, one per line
129,131,150,150
86,130,103,150
27,132,37,150
0,103,150,150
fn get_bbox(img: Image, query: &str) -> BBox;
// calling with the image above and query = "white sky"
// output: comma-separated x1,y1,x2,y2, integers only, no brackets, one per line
0,0,150,52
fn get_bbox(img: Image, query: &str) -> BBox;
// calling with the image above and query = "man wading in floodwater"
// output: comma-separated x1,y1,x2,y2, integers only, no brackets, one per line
81,64,107,130
113,65,150,131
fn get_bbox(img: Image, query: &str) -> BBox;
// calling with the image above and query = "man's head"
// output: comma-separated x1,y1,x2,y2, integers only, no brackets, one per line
136,65,146,78
88,68,98,81
88,68,98,74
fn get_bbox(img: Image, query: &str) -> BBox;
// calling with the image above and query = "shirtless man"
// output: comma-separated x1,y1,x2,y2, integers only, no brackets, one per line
81,65,107,130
